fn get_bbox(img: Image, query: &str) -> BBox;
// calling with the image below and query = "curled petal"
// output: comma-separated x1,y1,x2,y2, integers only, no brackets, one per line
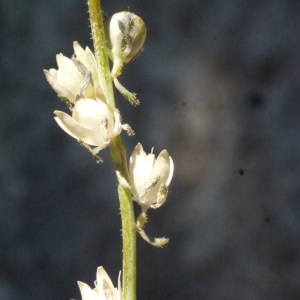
54,111,107,148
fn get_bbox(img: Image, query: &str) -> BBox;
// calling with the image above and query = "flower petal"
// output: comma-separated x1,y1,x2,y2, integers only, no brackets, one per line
54,110,106,147
129,143,152,195
72,99,110,131
56,54,82,96
150,150,172,187
73,41,99,83
166,156,174,187
96,266,117,299
43,69,75,101
77,281,98,300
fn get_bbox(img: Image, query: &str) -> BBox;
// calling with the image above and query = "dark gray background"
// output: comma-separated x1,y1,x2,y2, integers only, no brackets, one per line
0,0,299,299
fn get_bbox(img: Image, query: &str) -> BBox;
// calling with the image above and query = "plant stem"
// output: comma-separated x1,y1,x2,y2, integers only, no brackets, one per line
118,181,136,300
87,1,136,299
87,0,115,109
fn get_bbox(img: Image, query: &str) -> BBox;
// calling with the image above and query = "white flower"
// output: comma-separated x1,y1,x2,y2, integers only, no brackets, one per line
43,41,102,102
77,266,121,300
129,143,174,211
44,42,133,156
54,97,129,154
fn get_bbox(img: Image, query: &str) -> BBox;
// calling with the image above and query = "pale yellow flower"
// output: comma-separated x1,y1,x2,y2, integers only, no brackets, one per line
54,97,128,154
44,41,102,102
129,143,174,211
77,266,121,300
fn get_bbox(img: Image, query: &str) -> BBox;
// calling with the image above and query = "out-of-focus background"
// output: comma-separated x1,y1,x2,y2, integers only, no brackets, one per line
0,0,300,299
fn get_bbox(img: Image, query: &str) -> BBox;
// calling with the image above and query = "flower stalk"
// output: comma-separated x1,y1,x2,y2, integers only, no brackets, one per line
44,1,174,299
87,1,137,299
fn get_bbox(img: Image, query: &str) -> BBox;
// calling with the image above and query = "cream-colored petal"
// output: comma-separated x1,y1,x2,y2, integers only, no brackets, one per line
145,153,156,177
43,69,75,101
96,266,116,298
166,156,174,187
84,46,100,82
77,281,98,300
129,143,149,194
72,99,110,131
129,144,174,208
150,150,172,186
56,54,82,95
54,111,107,147
141,150,172,206
56,53,77,73
73,41,102,100
73,42,97,78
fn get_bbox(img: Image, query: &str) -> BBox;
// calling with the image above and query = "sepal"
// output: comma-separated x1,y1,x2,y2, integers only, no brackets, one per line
136,212,169,248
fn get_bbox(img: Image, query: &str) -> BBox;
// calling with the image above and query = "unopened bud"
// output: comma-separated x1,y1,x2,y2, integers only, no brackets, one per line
106,11,146,77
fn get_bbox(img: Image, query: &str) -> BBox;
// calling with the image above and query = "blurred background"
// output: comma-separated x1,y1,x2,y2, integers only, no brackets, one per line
0,0,300,299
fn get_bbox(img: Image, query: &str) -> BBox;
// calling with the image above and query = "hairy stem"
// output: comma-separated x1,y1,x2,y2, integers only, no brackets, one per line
87,1,136,299
87,0,115,109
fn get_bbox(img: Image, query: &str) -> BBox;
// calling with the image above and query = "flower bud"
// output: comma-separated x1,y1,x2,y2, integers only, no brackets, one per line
106,11,146,77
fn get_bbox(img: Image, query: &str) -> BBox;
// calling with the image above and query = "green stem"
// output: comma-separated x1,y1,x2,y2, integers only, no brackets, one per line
87,0,115,109
87,1,136,299
118,183,136,300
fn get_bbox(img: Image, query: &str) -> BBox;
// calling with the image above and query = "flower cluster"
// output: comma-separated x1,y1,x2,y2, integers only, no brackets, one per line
45,8,175,300
44,42,132,157
77,266,121,300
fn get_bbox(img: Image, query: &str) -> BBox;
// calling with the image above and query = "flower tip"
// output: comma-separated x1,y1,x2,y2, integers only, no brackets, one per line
134,142,144,153
73,41,83,53
43,69,50,82
55,53,63,59
97,266,105,273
